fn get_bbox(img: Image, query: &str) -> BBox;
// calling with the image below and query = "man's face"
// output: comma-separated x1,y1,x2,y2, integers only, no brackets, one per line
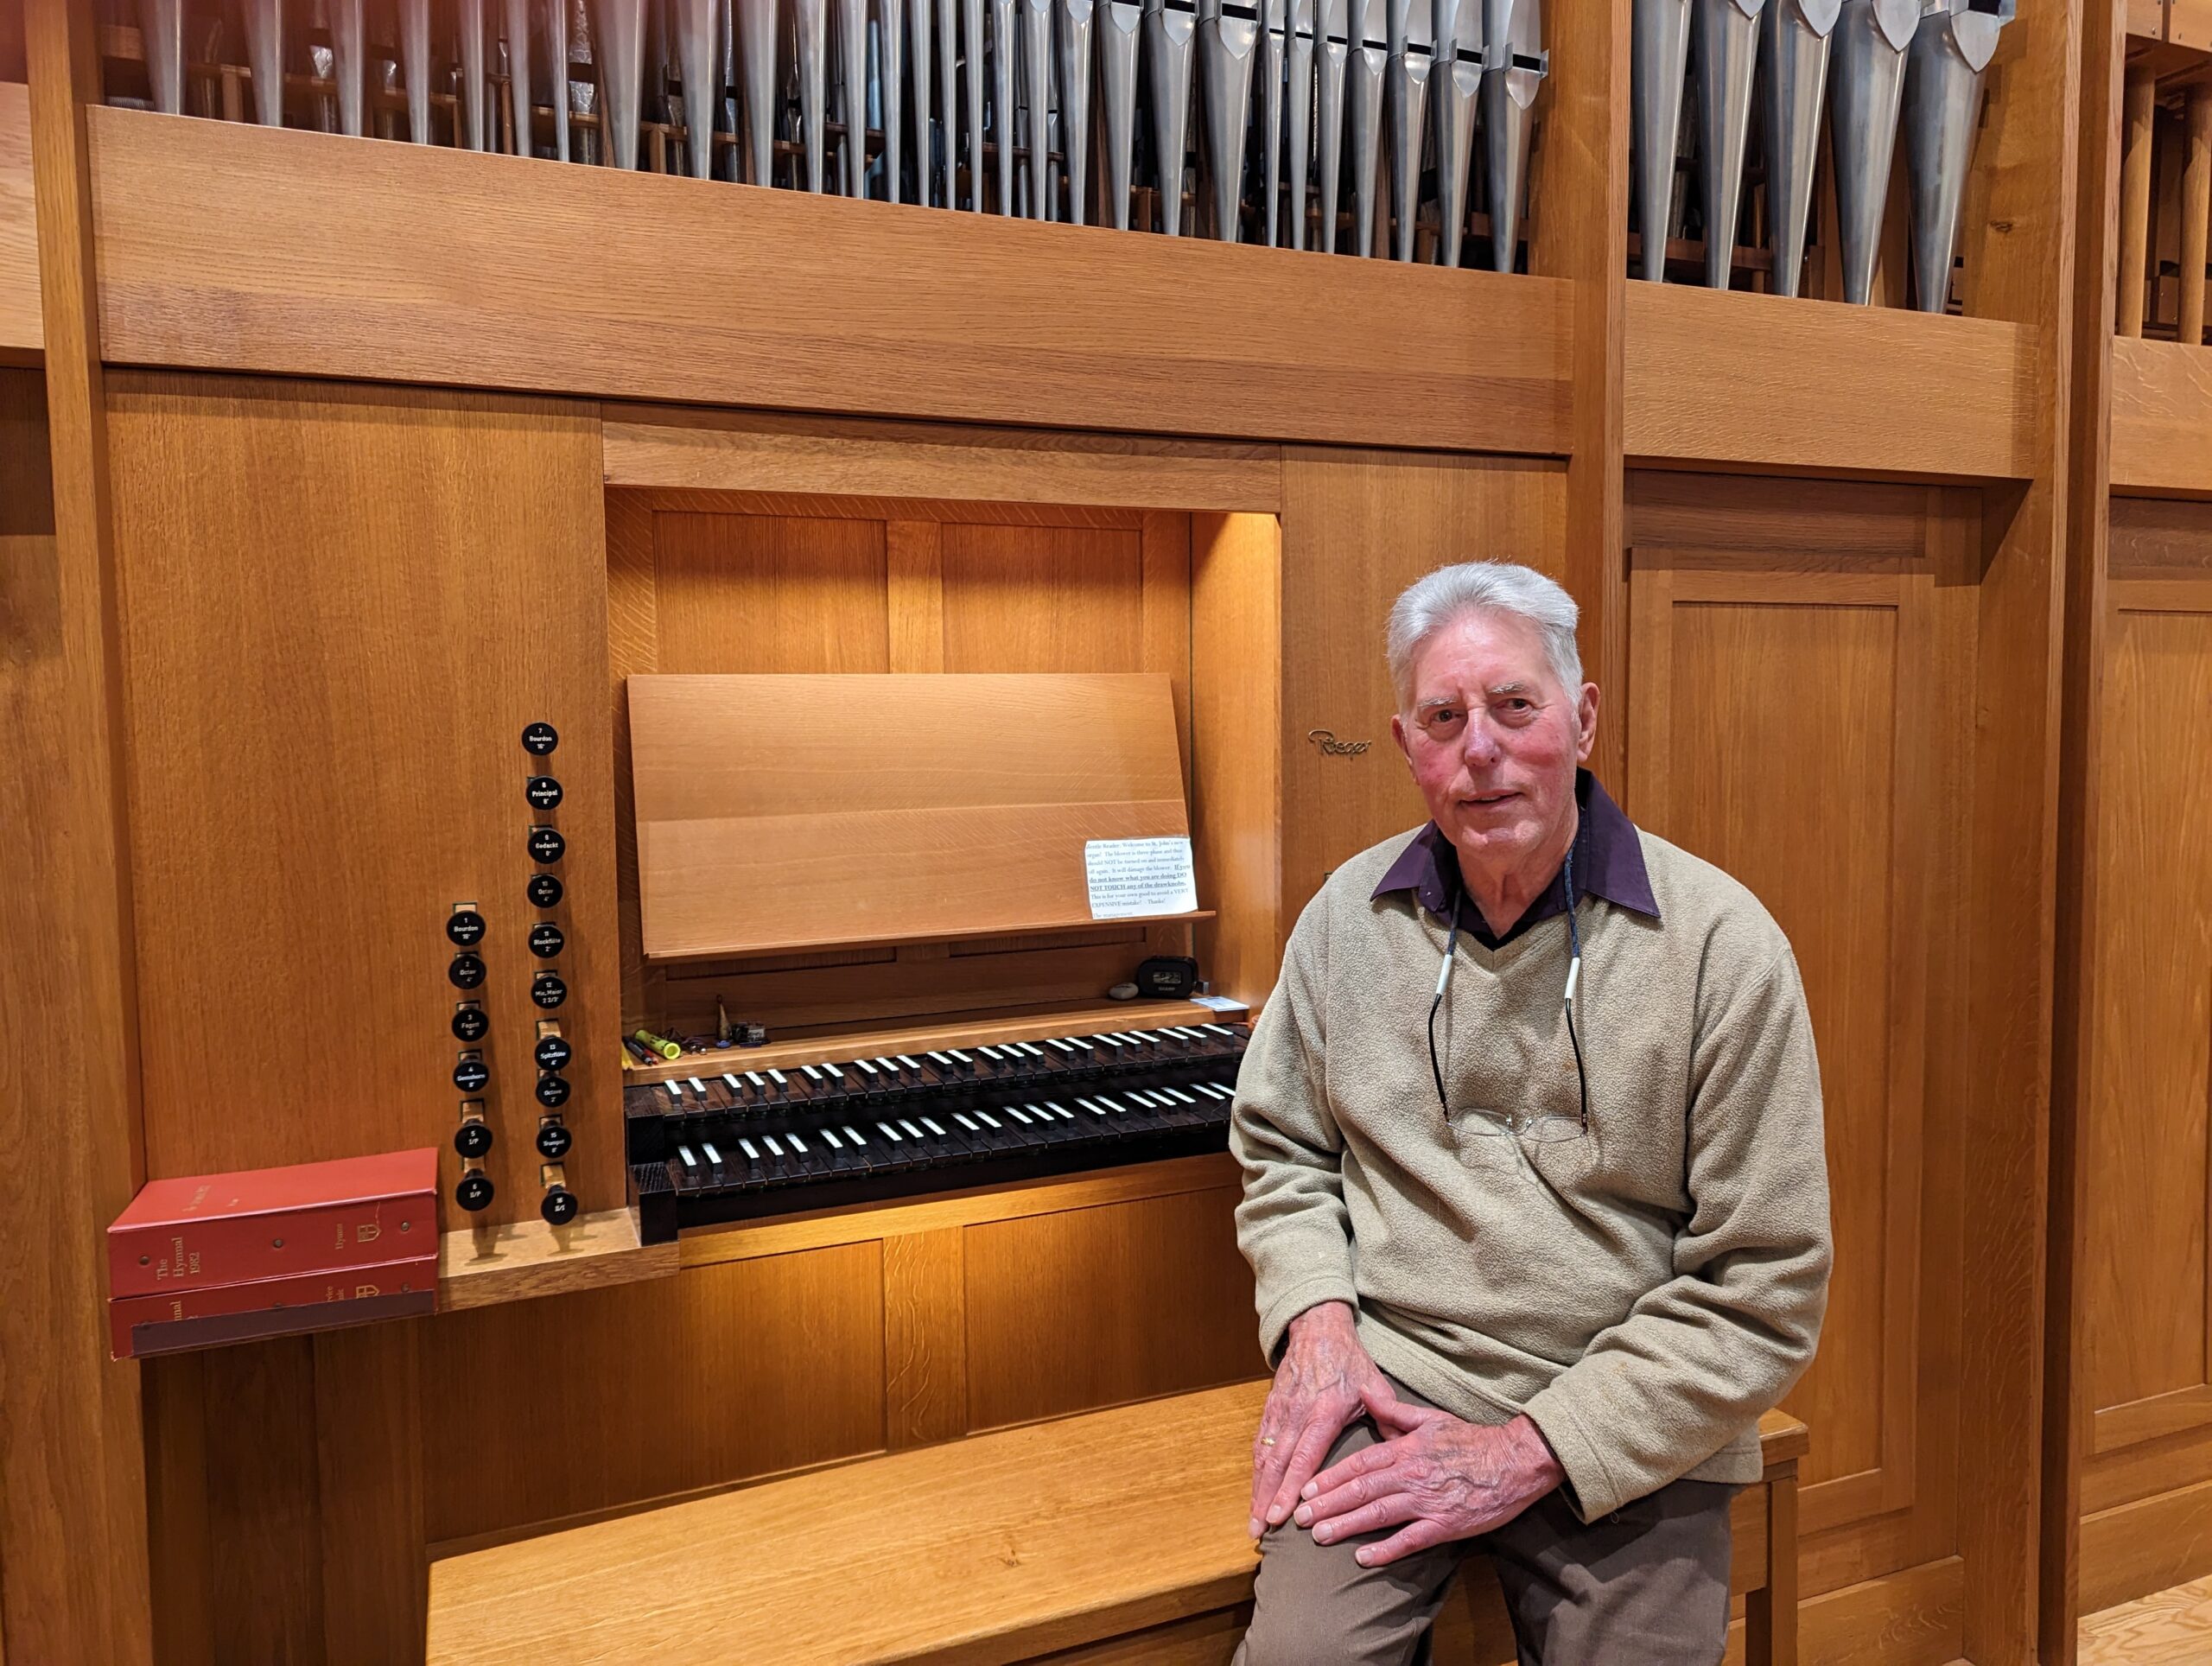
1389,609,1599,874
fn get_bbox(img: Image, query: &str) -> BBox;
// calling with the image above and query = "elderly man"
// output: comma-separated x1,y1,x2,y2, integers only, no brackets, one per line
1229,562,1831,1665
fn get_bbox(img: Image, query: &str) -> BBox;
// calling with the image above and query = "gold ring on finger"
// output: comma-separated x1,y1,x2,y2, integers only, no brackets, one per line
1262,1437,1276,1446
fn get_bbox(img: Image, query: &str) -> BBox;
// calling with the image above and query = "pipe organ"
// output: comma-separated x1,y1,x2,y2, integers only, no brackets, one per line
97,0,1547,263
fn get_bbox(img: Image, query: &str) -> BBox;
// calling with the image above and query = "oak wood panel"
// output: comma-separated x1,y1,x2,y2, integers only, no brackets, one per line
886,1228,969,1448
2078,1571,2212,1663
0,82,35,354
315,1320,428,1666
8,8,151,1659
204,1339,325,1663
938,524,1146,672
628,672,1194,957
2081,1472,2212,1613
653,511,891,673
2111,337,2212,495
963,1186,1262,1431
104,375,620,1229
1276,449,1569,914
1623,285,2038,480
422,1242,888,1545
86,106,1573,454
603,408,1281,512
2084,1416,2212,1516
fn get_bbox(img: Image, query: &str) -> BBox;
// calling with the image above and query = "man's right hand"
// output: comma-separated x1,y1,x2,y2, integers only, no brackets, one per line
1249,1300,1396,1540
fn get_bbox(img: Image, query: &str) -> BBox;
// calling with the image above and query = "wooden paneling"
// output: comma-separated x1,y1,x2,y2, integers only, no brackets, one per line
315,1321,428,1666
2111,337,2212,495
2082,1473,2212,1614
1623,285,2038,480
104,374,620,1229
885,1228,968,1449
6,4,150,1657
2079,1571,2212,1663
86,106,1573,454
0,82,36,355
1624,478,1982,1619
602,408,1281,512
439,1208,677,1311
654,511,890,672
963,1186,1259,1431
422,1243,888,1545
1276,448,1569,914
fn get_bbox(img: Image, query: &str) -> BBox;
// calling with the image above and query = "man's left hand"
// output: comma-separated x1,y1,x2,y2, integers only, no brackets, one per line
1293,1384,1566,1567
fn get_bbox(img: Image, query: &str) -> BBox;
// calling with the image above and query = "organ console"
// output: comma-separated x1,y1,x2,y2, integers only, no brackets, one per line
626,1021,1250,1239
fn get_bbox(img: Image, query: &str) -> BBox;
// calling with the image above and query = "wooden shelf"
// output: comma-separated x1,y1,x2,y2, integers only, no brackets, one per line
1624,282,2037,480
80,103,1570,453
438,1207,677,1312
618,995,1249,1084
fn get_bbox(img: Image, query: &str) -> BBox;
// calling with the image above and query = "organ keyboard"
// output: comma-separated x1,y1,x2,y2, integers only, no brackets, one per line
626,1022,1249,1242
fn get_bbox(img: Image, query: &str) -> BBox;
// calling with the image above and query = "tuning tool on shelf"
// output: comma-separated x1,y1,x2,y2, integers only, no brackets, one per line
540,1165,580,1226
454,1098,493,1160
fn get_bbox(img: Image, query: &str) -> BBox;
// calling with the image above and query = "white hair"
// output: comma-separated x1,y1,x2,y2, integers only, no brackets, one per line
1385,562,1584,711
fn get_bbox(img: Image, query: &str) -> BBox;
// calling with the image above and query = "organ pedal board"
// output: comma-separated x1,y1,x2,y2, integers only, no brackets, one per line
626,1021,1249,1241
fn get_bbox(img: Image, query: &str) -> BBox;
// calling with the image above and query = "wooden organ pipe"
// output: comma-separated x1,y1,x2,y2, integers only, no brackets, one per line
2183,86,2212,347
2120,68,2155,337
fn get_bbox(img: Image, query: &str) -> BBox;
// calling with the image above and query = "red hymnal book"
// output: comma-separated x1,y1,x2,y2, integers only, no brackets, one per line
109,1253,441,1359
107,1149,439,1299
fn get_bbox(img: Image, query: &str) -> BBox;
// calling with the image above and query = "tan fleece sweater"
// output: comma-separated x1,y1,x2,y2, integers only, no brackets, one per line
1230,825,1833,1523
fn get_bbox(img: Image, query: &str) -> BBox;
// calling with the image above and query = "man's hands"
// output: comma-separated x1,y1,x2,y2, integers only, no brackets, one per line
1293,1388,1565,1567
1248,1301,1395,1539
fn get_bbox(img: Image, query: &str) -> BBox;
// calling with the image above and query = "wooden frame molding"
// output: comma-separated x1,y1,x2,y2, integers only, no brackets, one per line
84,106,1572,454
0,81,38,357
1624,284,2038,480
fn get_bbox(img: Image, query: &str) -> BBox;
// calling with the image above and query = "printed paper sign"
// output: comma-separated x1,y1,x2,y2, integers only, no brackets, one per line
1084,836,1198,920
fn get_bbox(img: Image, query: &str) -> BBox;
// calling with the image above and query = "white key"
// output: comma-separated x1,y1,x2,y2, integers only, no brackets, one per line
822,1128,843,1148
702,1141,722,1164
689,1076,708,1096
954,1113,980,1131
763,1134,785,1157
739,1138,760,1160
948,1048,973,1064
722,1072,743,1093
899,1118,925,1140
747,1071,767,1090
1046,1037,1077,1053
1077,1098,1107,1116
1205,1023,1236,1036
920,1116,947,1136
1006,1106,1033,1124
1097,1095,1128,1113
1020,1041,1047,1058
857,1059,880,1076
898,1054,923,1070
677,1144,698,1167
977,1045,1004,1060
927,1051,954,1068
767,1068,788,1085
788,1132,808,1152
877,1122,903,1141
664,1081,683,1102
1167,1087,1198,1104
843,1125,867,1143
976,1110,1002,1129
803,1064,824,1082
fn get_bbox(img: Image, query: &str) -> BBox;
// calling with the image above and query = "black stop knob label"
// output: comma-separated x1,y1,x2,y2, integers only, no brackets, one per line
454,1121,493,1160
526,873,563,909
528,922,565,959
535,1072,571,1109
534,1035,572,1071
527,825,565,864
521,721,559,756
455,1173,495,1212
531,972,568,1009
451,1005,489,1043
525,775,564,811
447,952,486,989
453,1056,490,1093
446,910,486,947
540,1186,580,1227
536,1121,574,1160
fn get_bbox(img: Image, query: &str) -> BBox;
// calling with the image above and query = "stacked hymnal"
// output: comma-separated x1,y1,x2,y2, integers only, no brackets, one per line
106,1149,440,1358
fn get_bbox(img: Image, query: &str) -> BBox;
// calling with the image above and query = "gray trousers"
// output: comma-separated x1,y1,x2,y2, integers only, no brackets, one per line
1234,1377,1738,1666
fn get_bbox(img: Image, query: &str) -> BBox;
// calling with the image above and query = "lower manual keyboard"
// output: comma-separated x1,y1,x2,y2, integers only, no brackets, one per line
626,1024,1247,1241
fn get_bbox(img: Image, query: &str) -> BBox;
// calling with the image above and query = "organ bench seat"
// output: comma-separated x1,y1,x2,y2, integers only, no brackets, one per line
424,1380,1808,1666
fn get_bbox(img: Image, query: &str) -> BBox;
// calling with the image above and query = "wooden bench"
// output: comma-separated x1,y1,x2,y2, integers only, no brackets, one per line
427,1381,1808,1666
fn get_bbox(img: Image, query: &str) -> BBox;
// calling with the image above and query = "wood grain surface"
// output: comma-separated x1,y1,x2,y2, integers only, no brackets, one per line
1623,283,2037,480
2080,1572,2212,1663
2110,336,2212,495
86,105,1572,454
439,1207,677,1310
0,82,36,354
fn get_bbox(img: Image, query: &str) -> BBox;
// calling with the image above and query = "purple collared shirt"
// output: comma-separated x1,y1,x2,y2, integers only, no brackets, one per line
1370,770,1662,948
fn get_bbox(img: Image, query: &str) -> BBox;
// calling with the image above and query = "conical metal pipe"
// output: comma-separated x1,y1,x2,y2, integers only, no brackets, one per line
837,0,870,192
1021,0,1053,214
1260,0,1287,244
141,0,186,114
672,0,722,176
734,0,779,181
1386,0,1432,261
992,0,1019,207
1433,0,1480,267
244,0,285,126
1478,0,1543,272
502,0,535,150
911,0,937,201
459,0,490,149
1286,0,1316,248
1098,0,1142,226
1630,0,1688,278
1828,0,1917,302
1314,0,1348,250
1903,0,2010,311
1693,0,1763,287
1759,0,1837,294
965,0,988,205
1346,0,1387,255
331,0,367,134
938,0,961,202
797,0,831,187
1200,0,1260,240
593,0,646,165
1060,0,1097,220
399,0,432,140
546,0,575,158
1146,0,1199,233
882,0,909,199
